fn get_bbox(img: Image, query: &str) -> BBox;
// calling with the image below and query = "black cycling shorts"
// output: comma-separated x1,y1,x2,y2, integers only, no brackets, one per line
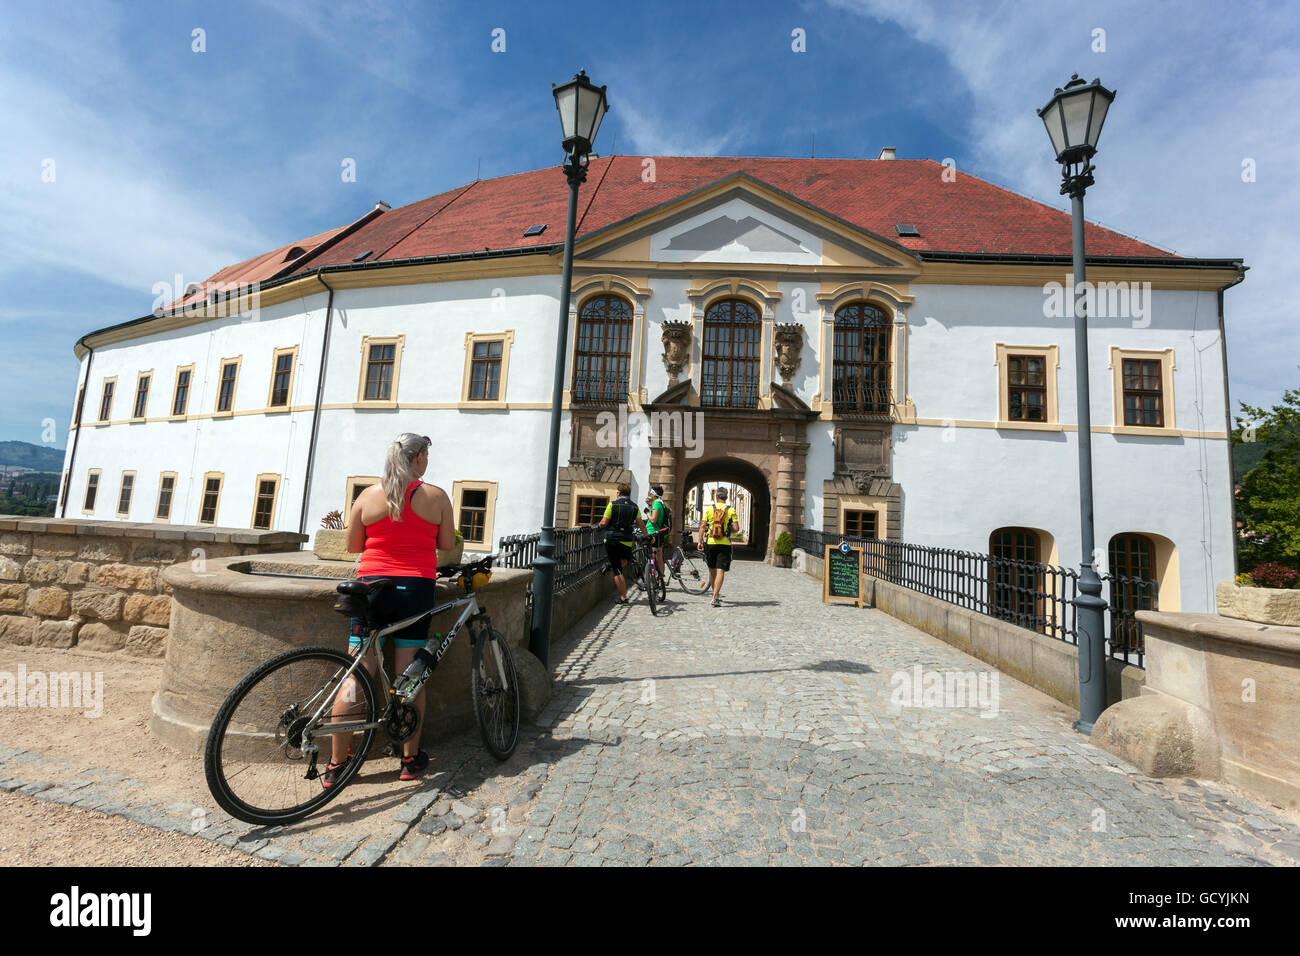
348,576,438,649
703,544,732,571
605,539,634,573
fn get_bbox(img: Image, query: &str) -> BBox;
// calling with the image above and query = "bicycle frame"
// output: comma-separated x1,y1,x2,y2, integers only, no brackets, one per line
299,588,494,743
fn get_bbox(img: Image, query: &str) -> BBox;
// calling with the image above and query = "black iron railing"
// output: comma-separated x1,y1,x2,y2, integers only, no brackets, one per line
796,529,1151,667
498,525,610,616
571,369,628,405
831,380,893,417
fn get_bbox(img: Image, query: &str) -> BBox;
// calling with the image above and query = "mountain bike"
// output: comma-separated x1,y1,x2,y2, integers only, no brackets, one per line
625,533,666,615
203,555,519,826
665,537,706,593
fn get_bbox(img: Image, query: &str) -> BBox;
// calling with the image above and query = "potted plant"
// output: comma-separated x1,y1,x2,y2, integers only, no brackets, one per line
313,510,352,561
439,529,465,568
773,531,794,568
1216,562,1300,626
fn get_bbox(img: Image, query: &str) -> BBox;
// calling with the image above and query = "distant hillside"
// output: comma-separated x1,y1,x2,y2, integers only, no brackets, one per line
0,441,66,472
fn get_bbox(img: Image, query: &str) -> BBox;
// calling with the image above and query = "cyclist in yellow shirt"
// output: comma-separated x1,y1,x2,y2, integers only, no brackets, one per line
696,486,739,607
598,482,649,606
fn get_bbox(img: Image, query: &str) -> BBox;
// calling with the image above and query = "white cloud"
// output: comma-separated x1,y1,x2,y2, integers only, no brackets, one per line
609,93,749,158
0,14,271,299
830,0,1300,413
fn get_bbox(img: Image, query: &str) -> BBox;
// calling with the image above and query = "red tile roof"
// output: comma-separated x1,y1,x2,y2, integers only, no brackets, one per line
279,156,1179,277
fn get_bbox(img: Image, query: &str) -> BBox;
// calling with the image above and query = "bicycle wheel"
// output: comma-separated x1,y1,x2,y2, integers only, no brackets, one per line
204,645,378,826
630,551,646,591
471,625,520,760
675,550,706,593
655,557,667,603
644,554,660,615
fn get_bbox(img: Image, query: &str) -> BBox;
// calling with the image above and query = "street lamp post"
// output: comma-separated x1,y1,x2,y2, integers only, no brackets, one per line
530,70,609,669
1038,73,1117,733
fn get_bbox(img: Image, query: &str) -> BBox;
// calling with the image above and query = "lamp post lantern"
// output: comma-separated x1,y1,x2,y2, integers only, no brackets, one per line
1038,73,1116,733
530,70,608,668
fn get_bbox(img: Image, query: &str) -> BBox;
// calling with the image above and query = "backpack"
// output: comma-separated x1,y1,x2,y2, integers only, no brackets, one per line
708,505,731,540
658,500,673,533
607,497,638,541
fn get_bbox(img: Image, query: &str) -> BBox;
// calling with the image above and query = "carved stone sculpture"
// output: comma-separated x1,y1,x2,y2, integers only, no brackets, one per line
661,320,692,385
774,323,803,384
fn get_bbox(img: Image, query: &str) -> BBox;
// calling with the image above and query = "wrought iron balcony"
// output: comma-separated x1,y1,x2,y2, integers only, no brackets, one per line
700,371,758,408
831,380,894,419
571,369,629,405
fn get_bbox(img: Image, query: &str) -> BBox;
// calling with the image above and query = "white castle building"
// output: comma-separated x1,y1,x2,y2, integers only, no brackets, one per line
58,154,1244,614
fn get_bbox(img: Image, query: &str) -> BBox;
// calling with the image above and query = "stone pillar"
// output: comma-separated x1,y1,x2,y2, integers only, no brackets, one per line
775,427,810,555
649,446,679,535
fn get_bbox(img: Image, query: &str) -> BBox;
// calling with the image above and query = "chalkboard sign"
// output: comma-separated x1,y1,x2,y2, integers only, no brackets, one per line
823,543,863,607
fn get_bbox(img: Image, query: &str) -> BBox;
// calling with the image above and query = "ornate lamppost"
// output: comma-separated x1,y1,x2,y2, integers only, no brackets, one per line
1038,73,1117,732
530,70,609,668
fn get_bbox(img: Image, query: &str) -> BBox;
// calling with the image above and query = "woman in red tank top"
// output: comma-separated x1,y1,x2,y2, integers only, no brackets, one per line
327,433,455,786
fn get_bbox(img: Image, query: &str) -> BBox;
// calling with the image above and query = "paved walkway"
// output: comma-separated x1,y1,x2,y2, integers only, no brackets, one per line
2,561,1298,866
505,561,1300,866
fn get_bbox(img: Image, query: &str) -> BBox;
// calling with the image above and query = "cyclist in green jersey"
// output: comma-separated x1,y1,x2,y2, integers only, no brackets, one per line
643,485,669,580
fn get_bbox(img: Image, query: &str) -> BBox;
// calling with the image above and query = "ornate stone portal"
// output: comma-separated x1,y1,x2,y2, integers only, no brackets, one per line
645,380,816,559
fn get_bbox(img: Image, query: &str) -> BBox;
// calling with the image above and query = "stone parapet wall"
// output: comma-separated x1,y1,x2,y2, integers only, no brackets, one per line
0,516,305,656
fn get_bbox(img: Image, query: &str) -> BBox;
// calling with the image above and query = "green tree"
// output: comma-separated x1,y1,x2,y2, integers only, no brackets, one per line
1234,376,1300,572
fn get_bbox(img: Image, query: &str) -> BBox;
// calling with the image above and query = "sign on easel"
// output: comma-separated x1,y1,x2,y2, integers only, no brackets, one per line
823,541,863,607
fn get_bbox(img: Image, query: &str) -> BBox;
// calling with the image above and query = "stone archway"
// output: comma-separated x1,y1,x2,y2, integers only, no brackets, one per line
680,457,772,559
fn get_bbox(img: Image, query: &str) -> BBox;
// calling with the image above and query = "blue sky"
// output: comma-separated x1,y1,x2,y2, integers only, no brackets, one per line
2,0,1297,447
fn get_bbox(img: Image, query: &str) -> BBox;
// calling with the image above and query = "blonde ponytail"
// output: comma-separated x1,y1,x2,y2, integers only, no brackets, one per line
382,432,429,520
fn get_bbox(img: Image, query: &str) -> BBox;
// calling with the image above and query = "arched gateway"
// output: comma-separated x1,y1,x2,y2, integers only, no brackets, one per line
638,376,818,561
680,457,771,558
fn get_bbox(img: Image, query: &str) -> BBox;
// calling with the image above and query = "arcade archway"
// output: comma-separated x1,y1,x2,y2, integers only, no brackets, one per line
680,457,771,559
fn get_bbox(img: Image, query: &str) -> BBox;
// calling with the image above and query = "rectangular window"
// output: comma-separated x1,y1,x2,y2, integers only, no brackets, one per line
83,470,100,512
459,489,487,542
347,477,378,509
996,344,1059,428
252,476,278,530
1006,354,1046,422
172,367,193,416
576,496,608,526
270,349,296,407
156,472,176,521
1122,358,1164,427
99,379,115,421
362,341,398,401
199,474,223,525
469,341,502,400
844,509,877,538
75,385,85,426
133,374,150,419
216,360,239,412
116,472,135,516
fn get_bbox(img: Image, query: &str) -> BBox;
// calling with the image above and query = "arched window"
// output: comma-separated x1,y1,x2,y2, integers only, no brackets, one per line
1108,533,1157,657
989,527,1043,628
701,299,761,407
833,302,891,415
572,295,633,403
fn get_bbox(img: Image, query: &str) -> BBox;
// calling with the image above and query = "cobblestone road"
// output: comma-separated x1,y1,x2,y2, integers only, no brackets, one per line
505,561,1300,866
3,560,1298,866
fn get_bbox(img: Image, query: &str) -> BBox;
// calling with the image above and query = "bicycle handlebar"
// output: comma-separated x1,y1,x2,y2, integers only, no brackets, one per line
436,553,497,579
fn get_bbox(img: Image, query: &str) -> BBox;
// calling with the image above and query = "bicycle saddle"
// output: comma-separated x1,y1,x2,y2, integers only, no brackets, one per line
336,578,391,597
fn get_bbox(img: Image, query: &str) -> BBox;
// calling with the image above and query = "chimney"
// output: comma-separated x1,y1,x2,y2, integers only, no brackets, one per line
877,146,896,160
374,200,391,212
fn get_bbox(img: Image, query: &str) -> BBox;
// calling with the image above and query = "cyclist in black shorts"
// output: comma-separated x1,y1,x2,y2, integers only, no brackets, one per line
598,482,648,606
696,486,739,607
